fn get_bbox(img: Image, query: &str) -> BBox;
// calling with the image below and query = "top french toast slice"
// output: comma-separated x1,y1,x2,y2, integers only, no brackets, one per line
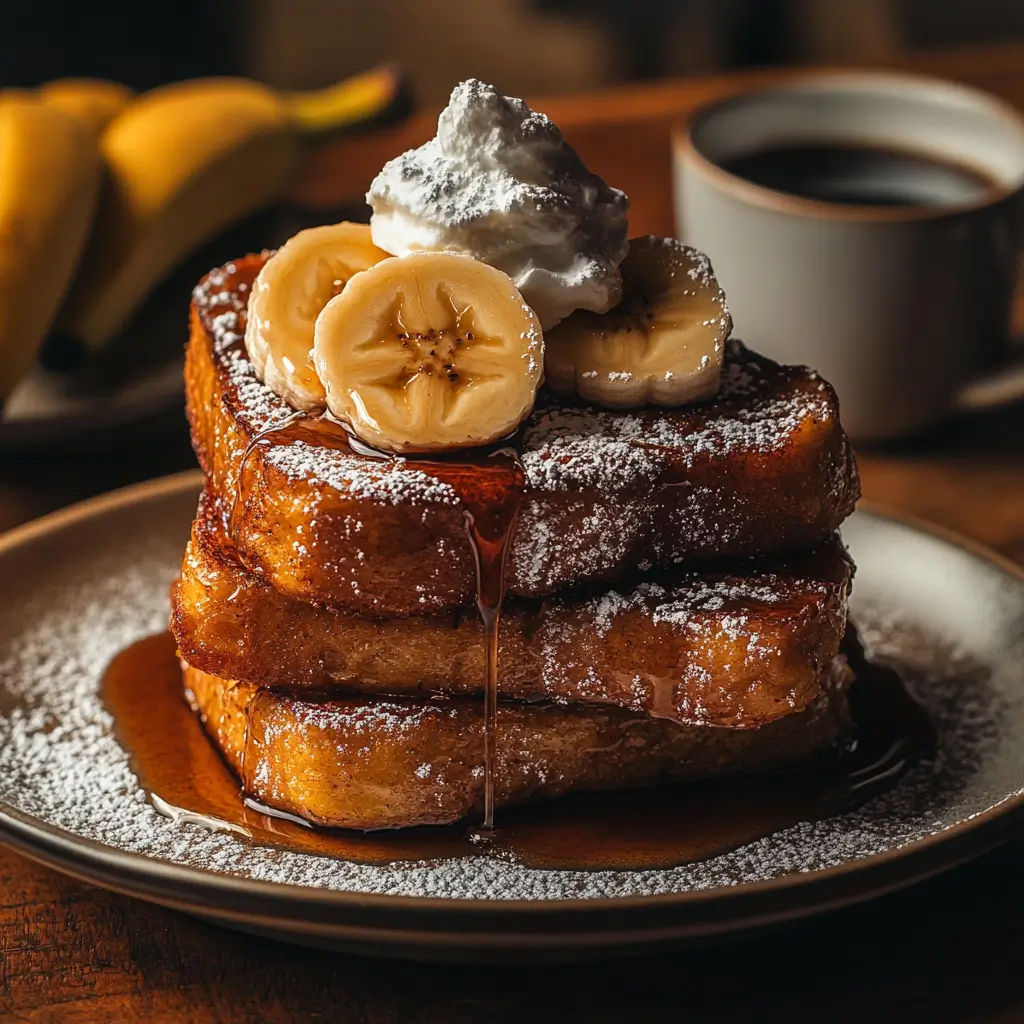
188,255,860,616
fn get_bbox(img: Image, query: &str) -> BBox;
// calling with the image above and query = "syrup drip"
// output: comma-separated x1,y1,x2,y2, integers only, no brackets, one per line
102,629,936,870
227,406,525,829
454,449,525,832
228,406,313,539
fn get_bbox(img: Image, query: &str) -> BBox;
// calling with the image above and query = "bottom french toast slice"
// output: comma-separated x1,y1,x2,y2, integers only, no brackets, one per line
173,501,852,728
183,660,853,831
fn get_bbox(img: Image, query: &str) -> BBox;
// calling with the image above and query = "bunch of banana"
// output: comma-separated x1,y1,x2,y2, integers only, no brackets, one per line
0,66,403,408
0,95,101,404
61,65,404,356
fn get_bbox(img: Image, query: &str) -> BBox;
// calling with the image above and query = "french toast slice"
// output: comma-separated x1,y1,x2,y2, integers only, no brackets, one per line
188,256,859,615
173,495,852,728
183,659,853,830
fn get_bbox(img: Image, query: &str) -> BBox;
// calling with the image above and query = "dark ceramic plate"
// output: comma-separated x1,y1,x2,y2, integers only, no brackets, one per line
0,471,1021,962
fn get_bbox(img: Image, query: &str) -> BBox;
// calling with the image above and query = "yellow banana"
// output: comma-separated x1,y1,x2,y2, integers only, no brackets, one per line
38,78,135,136
0,96,101,405
58,78,300,353
284,64,403,136
61,68,404,354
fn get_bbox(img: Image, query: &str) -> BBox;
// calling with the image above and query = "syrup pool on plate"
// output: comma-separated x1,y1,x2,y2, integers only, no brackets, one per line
102,629,934,870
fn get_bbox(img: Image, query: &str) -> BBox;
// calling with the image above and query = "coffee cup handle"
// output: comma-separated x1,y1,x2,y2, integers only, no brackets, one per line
953,345,1024,412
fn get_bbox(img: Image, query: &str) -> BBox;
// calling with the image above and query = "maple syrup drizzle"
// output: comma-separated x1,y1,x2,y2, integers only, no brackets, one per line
455,449,525,833
228,407,312,539
378,443,525,833
102,629,935,870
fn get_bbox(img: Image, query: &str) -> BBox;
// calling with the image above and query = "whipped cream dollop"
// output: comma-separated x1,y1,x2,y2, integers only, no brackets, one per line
367,79,629,329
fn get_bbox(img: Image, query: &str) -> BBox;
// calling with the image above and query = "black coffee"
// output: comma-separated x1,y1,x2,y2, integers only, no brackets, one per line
722,143,996,207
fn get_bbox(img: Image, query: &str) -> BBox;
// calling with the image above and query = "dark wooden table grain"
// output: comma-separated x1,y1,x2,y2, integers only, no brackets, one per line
3,44,1024,1022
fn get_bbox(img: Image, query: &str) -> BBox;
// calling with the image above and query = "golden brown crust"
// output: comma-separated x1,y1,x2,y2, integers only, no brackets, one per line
187,256,860,616
184,660,853,830
172,495,852,727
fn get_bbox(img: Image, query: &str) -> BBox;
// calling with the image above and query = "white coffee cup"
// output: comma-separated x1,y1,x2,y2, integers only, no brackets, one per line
673,71,1024,440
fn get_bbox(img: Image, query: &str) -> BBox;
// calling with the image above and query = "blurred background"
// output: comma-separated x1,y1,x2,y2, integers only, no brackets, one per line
3,0,1024,511
5,0,1024,101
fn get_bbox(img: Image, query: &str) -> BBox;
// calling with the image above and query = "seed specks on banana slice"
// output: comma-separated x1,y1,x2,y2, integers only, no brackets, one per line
313,252,543,452
245,221,389,410
544,236,732,409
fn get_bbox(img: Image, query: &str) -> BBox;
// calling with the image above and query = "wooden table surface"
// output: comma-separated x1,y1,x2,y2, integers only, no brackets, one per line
3,43,1024,1022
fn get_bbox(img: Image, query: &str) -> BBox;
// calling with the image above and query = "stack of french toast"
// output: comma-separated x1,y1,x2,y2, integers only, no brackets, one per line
171,249,860,831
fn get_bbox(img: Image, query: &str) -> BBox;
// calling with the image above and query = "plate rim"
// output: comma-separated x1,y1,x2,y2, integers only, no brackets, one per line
0,470,1023,928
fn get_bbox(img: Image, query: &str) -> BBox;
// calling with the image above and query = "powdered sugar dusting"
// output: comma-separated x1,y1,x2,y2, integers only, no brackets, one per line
0,496,1021,902
518,339,833,493
263,443,458,507
579,576,790,640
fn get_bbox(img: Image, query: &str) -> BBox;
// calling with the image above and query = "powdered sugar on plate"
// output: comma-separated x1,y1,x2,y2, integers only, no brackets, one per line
0,490,1021,901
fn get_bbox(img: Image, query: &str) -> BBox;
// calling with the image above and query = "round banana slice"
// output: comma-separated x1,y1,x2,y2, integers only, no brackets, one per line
245,221,389,410
313,252,543,452
544,236,732,409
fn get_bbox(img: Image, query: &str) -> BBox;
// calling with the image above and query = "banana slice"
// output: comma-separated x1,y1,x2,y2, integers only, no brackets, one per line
245,222,389,410
544,236,731,409
313,252,543,452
